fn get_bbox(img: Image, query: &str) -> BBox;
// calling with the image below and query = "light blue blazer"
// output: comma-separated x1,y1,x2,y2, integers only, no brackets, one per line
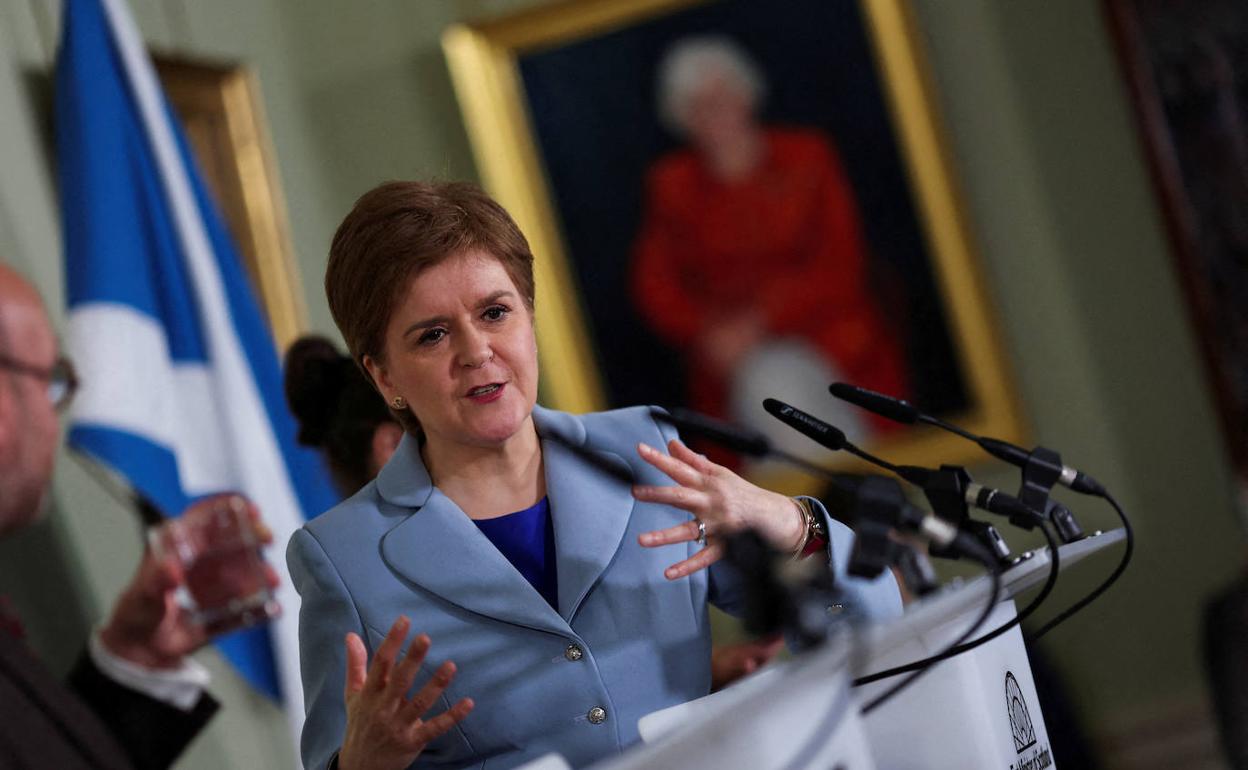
288,406,900,769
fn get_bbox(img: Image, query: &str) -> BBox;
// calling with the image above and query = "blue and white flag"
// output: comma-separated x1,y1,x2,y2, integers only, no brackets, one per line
55,0,338,750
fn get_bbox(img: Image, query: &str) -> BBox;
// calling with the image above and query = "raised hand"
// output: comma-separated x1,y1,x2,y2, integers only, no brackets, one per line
632,439,804,579
339,616,474,770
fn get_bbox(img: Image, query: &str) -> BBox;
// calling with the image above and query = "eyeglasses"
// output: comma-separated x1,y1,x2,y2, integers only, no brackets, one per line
0,354,79,412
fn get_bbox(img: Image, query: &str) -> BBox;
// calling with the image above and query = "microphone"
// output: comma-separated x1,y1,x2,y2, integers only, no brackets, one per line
829,383,1105,496
756,406,1021,707
827,383,923,426
653,407,862,491
978,438,1103,496
653,406,990,565
763,398,1042,530
650,407,959,624
898,466,1041,531
828,384,1134,640
658,407,772,458
848,475,996,580
758,399,848,450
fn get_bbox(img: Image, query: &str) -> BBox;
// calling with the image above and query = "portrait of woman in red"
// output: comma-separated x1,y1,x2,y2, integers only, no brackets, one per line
631,37,910,453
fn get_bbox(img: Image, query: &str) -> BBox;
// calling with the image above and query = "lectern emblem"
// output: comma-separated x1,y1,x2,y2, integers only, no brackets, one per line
1005,671,1036,752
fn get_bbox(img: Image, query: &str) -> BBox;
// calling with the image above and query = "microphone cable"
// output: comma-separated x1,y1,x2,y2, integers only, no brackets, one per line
859,548,1002,715
828,382,1136,641
758,397,1065,681
1029,490,1134,639
854,520,1060,687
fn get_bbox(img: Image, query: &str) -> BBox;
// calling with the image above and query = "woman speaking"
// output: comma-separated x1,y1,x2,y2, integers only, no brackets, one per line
288,180,901,770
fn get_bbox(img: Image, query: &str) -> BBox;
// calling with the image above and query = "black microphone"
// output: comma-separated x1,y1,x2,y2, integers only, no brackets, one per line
763,398,1041,529
759,398,848,450
978,438,1103,495
650,407,845,488
655,407,771,458
656,405,990,566
827,382,923,426
650,407,957,626
829,383,1105,496
897,465,1042,530
761,398,889,470
849,476,997,574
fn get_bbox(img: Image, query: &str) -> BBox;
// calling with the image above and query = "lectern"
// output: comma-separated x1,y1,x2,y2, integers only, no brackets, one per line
601,528,1125,769
857,528,1124,769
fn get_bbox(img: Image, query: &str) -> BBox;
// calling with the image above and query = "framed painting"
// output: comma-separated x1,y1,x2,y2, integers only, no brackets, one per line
154,54,308,354
444,0,1026,490
1105,0,1248,478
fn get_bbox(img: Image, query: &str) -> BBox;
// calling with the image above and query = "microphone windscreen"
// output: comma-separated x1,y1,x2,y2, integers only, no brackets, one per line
653,407,771,458
762,398,847,451
829,383,920,425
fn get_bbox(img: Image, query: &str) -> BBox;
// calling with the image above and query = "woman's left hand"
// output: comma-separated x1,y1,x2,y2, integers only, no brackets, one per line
633,439,805,579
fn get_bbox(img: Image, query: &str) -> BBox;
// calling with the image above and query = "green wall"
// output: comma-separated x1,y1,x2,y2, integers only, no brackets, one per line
913,0,1242,741
0,0,1241,766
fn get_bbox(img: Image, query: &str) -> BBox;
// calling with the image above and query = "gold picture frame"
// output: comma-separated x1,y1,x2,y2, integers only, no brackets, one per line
155,54,307,354
444,0,1026,491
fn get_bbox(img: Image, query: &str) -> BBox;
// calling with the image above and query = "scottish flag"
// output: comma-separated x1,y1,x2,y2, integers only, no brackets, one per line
55,0,337,748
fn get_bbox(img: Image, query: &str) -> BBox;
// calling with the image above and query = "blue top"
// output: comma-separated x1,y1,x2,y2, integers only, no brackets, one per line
474,496,559,609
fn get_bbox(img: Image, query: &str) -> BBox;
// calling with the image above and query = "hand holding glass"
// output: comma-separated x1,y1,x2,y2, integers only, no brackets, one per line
148,494,279,635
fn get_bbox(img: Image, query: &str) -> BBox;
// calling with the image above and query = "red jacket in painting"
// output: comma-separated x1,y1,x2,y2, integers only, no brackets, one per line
631,128,910,428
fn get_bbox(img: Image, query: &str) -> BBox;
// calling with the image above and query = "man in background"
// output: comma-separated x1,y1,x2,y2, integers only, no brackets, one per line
0,263,261,769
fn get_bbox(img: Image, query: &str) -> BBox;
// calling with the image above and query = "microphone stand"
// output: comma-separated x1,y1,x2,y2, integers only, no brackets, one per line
844,476,940,597
829,382,1092,543
899,464,1012,566
652,407,1005,712
757,398,1063,674
1016,447,1085,543
829,382,1135,636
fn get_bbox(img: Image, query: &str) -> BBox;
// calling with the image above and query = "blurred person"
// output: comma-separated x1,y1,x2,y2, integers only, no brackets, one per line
284,336,403,499
631,36,910,463
0,262,273,769
284,335,784,691
287,180,901,770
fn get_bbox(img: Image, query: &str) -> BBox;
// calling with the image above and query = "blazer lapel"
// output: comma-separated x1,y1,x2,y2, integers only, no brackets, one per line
377,433,569,637
374,411,638,632
533,408,637,621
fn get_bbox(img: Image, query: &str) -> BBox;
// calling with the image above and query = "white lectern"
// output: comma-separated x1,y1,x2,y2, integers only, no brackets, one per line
856,528,1126,770
592,629,876,769
613,528,1124,770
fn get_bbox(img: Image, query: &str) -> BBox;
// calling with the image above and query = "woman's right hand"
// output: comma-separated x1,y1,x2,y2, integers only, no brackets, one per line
338,616,474,770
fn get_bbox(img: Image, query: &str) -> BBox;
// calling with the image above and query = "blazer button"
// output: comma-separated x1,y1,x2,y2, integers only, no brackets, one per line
587,706,607,724
564,644,584,661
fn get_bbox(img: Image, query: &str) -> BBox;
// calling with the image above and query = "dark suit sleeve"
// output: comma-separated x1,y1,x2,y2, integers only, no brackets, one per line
67,651,218,770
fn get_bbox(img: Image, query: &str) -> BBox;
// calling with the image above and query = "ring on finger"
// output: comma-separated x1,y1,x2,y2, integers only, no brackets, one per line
694,518,707,546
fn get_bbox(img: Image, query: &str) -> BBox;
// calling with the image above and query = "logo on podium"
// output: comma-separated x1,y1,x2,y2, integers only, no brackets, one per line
1005,671,1036,753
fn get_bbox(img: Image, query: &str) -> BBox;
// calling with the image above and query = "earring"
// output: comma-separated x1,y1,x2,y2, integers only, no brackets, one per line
391,396,407,410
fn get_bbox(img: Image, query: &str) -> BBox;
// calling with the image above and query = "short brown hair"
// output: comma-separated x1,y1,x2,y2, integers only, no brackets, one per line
325,181,536,430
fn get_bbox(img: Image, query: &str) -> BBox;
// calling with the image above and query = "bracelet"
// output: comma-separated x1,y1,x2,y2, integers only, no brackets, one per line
791,496,828,558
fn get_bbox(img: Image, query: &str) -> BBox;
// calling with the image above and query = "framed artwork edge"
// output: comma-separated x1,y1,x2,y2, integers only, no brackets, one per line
1101,0,1248,478
444,0,1029,488
154,53,310,356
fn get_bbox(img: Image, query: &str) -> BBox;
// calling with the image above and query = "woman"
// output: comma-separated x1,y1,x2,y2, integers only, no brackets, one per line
287,181,901,770
285,335,787,693
631,37,911,462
